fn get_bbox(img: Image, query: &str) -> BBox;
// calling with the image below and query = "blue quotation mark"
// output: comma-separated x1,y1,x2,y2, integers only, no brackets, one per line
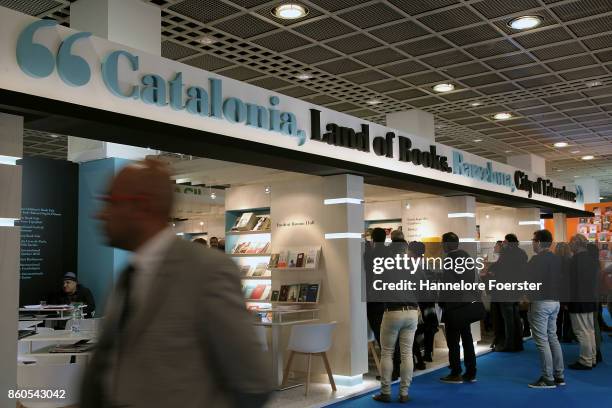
16,20,92,87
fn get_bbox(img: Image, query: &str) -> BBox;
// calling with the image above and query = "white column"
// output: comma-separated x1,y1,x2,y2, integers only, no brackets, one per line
322,174,368,383
386,109,435,142
516,208,542,241
553,213,567,242
575,178,600,204
68,0,161,162
507,154,546,177
0,113,23,405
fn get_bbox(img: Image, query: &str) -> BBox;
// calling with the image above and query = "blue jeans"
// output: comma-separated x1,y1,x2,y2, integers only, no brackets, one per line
529,301,564,381
380,310,418,396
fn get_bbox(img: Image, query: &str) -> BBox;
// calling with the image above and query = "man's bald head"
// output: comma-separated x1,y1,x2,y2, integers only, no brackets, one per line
98,158,175,251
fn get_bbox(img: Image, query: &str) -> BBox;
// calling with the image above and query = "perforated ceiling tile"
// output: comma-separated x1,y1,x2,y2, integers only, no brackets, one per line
404,71,448,86
248,76,292,90
518,75,563,88
443,24,502,47
307,0,365,12
421,50,472,68
252,31,311,52
354,48,405,66
444,62,490,78
483,0,547,18
440,90,481,101
501,64,549,79
398,36,452,56
461,73,506,87
561,66,608,81
0,0,62,15
366,80,407,93
388,0,460,15
315,58,367,74
387,88,428,100
514,27,573,49
213,14,276,39
305,94,340,105
582,34,612,51
183,54,233,71
531,42,587,60
485,53,536,69
328,101,360,112
380,60,427,76
161,40,199,60
369,21,429,43
293,17,354,41
551,0,612,22
409,96,445,107
169,0,239,24
466,40,520,59
284,45,340,64
326,33,383,54
546,54,599,71
342,70,389,84
568,15,612,37
216,66,264,81
418,6,482,31
596,50,612,62
280,86,317,98
478,82,520,94
338,2,403,29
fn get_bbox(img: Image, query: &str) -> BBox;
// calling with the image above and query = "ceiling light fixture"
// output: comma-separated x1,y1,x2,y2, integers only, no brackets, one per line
367,99,383,105
553,142,568,148
600,197,604,200
470,102,482,107
571,150,580,154
581,155,594,160
493,112,512,120
264,186,271,194
273,3,308,19
504,150,512,153
433,83,455,93
295,73,312,80
49,134,59,138
197,35,216,45
473,139,483,142
586,80,602,87
508,15,542,30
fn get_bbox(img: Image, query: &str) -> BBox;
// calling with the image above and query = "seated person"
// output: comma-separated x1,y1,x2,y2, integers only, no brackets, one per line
58,272,96,318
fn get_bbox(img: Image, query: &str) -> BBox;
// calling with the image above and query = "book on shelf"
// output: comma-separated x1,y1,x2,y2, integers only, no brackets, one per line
253,215,271,231
278,285,289,302
270,290,279,302
305,248,318,268
251,262,269,277
298,283,309,302
277,251,288,268
239,264,252,276
286,284,300,302
233,212,258,231
287,251,298,268
268,253,279,268
295,253,305,268
232,241,270,255
305,283,319,303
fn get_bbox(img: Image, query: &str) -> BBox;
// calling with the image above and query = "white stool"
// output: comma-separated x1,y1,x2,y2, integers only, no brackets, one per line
282,322,337,396
17,362,84,407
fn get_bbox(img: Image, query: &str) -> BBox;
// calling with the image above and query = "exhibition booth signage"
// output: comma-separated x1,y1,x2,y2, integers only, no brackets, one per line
0,7,583,210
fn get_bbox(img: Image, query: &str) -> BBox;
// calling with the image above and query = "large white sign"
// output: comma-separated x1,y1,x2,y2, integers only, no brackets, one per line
0,7,583,211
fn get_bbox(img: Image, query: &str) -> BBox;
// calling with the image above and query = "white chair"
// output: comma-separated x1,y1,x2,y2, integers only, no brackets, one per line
282,322,337,396
367,323,381,377
17,362,84,407
65,317,103,332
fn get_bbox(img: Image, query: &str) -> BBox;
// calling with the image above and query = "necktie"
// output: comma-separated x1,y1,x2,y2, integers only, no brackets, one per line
118,264,136,332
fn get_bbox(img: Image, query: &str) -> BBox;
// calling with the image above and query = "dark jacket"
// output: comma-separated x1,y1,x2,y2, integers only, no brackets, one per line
488,245,528,301
58,284,96,318
440,249,480,320
526,250,561,301
568,251,599,313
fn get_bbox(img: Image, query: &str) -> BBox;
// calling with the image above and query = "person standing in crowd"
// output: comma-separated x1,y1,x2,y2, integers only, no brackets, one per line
488,234,527,352
81,159,270,408
209,236,219,248
193,237,208,246
372,238,420,403
58,272,96,318
439,232,479,384
586,242,604,364
526,229,565,388
217,238,226,251
567,235,599,370
555,242,574,343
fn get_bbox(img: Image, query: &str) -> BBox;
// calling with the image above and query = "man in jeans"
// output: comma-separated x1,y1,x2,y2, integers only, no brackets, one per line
372,240,421,403
527,229,565,388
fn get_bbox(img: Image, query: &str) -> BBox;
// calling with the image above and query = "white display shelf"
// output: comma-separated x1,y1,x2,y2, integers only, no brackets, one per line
227,230,271,235
270,267,316,271
230,253,271,257
241,276,272,280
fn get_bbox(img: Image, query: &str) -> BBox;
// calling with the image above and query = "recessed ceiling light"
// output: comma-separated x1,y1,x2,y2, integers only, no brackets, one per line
581,155,594,160
504,150,512,153
553,142,568,148
600,197,604,200
586,80,602,87
210,192,217,200
264,186,271,194
433,83,455,93
295,73,312,80
573,175,579,178
49,134,59,138
197,35,216,45
470,102,483,107
367,99,383,105
508,15,543,30
571,150,580,154
273,3,308,19
473,139,483,142
556,169,563,172
493,112,513,120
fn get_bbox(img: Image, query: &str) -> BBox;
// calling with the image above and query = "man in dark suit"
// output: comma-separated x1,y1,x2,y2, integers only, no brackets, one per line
80,159,271,408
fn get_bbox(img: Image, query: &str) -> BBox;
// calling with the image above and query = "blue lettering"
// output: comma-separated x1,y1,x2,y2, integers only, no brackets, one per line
185,86,209,116
101,50,139,99
210,78,222,119
168,72,183,111
141,74,167,106
223,97,247,123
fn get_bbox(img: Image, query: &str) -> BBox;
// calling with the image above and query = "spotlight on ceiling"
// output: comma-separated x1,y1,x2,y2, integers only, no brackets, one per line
197,35,216,45
553,142,568,148
433,83,455,93
264,186,271,194
210,192,217,200
508,15,542,30
295,73,312,80
571,150,580,154
367,99,383,105
273,3,308,19
586,80,602,87
470,102,482,107
581,155,594,160
473,139,483,142
493,112,512,120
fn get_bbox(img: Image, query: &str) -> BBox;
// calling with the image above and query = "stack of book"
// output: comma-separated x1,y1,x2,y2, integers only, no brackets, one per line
239,262,271,277
268,248,318,269
271,283,320,303
231,241,270,254
231,212,259,231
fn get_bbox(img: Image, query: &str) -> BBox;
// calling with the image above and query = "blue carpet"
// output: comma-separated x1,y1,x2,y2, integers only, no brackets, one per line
334,308,612,408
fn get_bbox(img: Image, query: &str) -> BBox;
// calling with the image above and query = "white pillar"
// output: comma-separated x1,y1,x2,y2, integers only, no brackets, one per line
386,109,435,142
575,178,600,204
322,174,368,382
68,0,161,162
0,113,23,406
516,208,541,241
553,213,567,243
507,154,546,177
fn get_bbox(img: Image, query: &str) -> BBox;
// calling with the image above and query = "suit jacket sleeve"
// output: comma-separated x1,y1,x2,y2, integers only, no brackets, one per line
196,252,272,407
